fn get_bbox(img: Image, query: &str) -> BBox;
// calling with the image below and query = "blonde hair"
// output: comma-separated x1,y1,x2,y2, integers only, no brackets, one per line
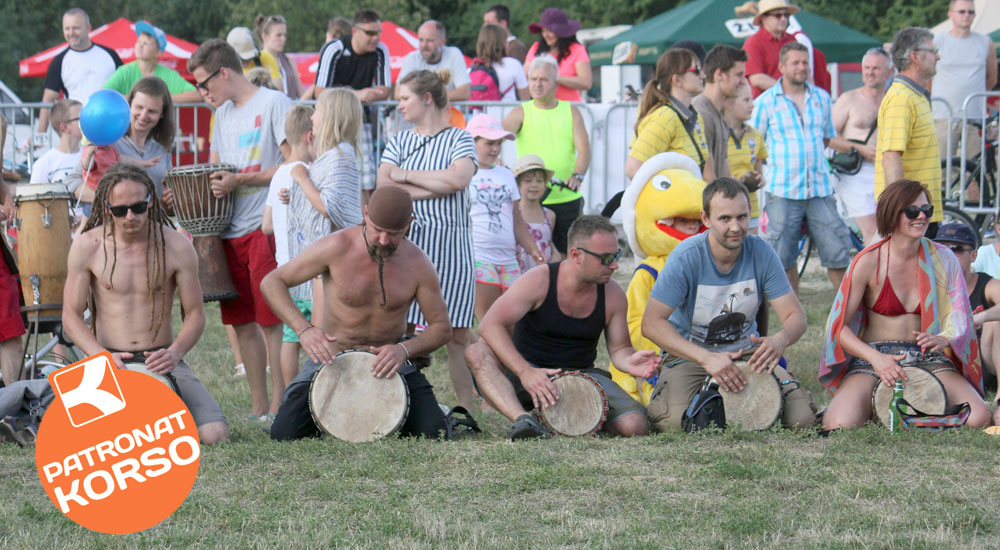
50,98,81,137
313,88,362,157
284,105,314,146
246,67,277,89
398,69,451,109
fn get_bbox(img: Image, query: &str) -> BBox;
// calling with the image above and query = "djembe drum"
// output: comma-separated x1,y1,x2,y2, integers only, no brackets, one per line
13,183,74,321
164,164,239,302
872,367,947,428
309,350,410,442
538,371,609,436
710,361,784,431
123,362,180,394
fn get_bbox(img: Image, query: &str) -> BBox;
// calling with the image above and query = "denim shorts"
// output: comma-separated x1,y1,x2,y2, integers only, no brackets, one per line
764,193,852,270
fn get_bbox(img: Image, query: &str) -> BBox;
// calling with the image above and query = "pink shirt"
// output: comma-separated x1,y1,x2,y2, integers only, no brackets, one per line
525,41,589,102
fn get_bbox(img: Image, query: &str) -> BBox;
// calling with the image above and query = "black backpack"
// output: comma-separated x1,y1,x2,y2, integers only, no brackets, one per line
682,379,726,432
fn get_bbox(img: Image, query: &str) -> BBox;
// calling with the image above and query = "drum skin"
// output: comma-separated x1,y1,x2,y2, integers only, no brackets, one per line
164,164,239,302
711,361,783,431
872,366,947,427
123,362,180,394
309,350,410,442
14,184,73,320
539,371,608,436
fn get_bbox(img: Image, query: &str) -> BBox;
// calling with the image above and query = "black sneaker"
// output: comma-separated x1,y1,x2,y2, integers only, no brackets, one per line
507,414,550,440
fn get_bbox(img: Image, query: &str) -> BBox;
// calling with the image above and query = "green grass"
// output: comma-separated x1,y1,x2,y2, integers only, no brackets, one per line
1,262,998,548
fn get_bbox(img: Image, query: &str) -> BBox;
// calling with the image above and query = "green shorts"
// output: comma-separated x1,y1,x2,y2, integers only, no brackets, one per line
282,298,313,343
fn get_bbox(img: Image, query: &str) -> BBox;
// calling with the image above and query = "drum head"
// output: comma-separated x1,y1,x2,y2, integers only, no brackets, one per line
872,366,947,427
123,363,180,394
711,361,782,431
309,351,409,442
14,183,72,201
539,372,608,436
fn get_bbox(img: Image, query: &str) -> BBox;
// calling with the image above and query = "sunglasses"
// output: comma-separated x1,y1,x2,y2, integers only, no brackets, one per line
196,68,222,90
354,25,381,37
902,204,934,220
768,11,791,19
684,65,702,74
948,245,972,254
577,247,622,266
953,9,975,15
107,195,151,217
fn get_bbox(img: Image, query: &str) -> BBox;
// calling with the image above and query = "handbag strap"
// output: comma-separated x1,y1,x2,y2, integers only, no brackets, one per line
398,127,450,166
663,102,706,168
861,122,877,145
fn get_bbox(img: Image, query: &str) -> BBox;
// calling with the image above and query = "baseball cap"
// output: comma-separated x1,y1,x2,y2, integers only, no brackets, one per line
512,154,554,182
226,27,259,61
466,114,514,141
135,20,167,52
933,223,977,247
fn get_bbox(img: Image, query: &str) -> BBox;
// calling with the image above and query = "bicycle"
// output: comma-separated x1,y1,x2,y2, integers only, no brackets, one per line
941,116,998,240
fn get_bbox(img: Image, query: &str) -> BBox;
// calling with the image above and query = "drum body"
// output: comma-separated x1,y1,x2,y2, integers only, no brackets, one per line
711,361,783,431
539,371,608,436
164,164,238,302
872,366,947,427
308,350,410,442
14,184,73,321
123,362,180,394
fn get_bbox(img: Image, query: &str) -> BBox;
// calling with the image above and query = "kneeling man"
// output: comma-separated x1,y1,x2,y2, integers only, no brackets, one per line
466,215,658,439
63,163,229,444
262,186,450,440
642,177,817,431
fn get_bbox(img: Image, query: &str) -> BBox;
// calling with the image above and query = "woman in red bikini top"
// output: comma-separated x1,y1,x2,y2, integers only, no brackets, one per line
821,179,992,430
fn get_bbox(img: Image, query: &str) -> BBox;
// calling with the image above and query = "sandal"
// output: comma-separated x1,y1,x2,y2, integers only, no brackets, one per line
507,413,550,440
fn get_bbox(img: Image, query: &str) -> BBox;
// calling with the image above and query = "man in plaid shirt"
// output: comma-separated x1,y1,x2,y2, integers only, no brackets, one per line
752,42,854,293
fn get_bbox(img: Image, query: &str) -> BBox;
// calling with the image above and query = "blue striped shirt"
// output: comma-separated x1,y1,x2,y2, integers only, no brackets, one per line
751,79,835,199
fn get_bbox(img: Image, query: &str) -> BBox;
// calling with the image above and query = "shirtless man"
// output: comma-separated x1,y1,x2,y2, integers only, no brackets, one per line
831,48,891,245
63,163,229,444
263,186,451,440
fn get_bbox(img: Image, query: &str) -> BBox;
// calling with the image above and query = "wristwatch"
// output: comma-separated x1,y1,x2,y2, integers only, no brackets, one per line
572,172,585,181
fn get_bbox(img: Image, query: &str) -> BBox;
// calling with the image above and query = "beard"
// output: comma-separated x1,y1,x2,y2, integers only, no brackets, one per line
363,224,397,263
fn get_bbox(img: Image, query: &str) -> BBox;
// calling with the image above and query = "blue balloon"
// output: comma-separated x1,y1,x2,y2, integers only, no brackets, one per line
79,90,130,146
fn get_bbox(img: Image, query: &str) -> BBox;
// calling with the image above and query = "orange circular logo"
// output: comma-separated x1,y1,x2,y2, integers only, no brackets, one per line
35,352,200,534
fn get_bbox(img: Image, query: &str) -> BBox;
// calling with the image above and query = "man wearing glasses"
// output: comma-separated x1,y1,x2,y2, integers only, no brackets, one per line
188,39,293,420
314,9,391,199
875,27,943,238
935,223,1000,396
641,178,816,432
62,163,229,444
742,0,797,98
465,215,658,439
931,0,997,161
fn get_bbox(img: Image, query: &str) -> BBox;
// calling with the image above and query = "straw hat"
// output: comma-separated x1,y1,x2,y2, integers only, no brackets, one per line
753,0,799,26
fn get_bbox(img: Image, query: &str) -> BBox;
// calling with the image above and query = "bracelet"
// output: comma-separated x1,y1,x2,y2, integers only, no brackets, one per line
297,324,316,338
397,342,410,360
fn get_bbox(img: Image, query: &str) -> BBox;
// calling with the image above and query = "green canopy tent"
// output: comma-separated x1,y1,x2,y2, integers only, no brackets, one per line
588,0,881,66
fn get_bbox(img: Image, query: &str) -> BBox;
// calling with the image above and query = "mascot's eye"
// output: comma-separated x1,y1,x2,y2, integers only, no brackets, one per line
651,174,672,191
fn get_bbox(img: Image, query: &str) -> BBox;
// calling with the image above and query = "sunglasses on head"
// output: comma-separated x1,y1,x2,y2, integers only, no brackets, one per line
902,204,934,220
577,247,622,266
107,195,151,217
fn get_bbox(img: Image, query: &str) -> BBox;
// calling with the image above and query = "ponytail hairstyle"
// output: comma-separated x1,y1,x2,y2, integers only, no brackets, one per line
635,48,698,134
398,69,451,109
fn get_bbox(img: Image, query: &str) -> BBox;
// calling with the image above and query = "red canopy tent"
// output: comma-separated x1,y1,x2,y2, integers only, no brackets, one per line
19,18,199,81
296,20,470,88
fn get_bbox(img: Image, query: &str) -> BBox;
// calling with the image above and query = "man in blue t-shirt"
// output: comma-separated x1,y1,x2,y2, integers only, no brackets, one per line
641,177,817,431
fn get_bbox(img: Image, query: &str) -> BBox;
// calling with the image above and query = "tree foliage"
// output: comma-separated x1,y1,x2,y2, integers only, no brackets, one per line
0,0,950,102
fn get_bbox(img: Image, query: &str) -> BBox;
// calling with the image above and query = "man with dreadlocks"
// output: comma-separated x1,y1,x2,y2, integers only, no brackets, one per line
263,186,451,440
63,163,229,444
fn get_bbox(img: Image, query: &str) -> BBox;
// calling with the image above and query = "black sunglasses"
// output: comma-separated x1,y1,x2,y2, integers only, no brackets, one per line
107,195,151,217
196,68,222,90
577,247,622,266
354,25,381,37
902,204,934,220
948,245,972,254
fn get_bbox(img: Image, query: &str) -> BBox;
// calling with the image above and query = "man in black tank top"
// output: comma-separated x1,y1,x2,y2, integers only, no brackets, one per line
935,224,1000,394
466,216,660,439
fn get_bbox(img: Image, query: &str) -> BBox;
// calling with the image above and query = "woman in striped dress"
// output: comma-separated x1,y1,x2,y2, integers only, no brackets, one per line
377,69,479,412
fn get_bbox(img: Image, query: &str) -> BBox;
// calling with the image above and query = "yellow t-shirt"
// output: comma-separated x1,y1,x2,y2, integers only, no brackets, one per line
629,103,709,169
244,51,282,87
728,125,767,219
874,78,941,222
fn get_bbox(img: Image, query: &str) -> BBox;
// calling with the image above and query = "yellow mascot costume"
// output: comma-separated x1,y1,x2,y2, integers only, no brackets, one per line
611,152,707,405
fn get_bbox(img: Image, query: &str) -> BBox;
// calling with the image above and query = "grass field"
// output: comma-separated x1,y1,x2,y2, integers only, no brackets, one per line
1,260,999,548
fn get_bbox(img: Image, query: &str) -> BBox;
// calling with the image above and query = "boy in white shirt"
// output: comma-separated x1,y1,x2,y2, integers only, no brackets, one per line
972,216,1000,278
263,105,317,384
30,99,83,184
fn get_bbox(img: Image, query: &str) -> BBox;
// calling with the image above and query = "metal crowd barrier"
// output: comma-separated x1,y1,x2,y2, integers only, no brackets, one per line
956,91,1000,216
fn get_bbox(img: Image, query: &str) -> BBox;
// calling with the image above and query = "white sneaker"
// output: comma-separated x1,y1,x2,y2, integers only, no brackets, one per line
234,363,246,377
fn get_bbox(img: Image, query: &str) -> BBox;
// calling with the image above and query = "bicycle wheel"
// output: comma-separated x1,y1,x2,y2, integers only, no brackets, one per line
941,204,981,248
796,234,812,278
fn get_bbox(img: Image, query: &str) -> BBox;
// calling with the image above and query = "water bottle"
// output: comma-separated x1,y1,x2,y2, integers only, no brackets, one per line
888,380,904,433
